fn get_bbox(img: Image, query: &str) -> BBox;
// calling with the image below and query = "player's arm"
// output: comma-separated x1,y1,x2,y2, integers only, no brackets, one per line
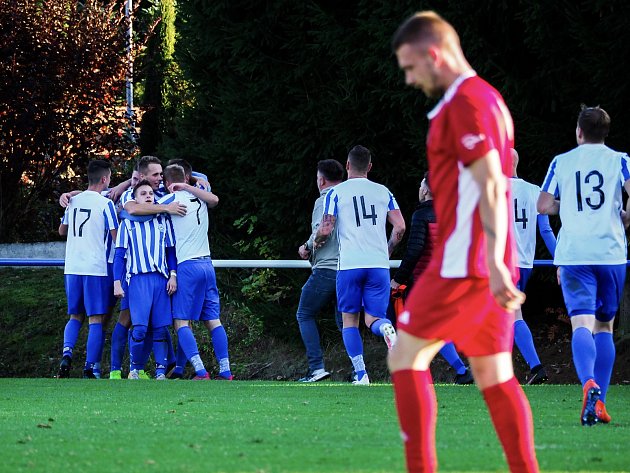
468,150,524,310
386,209,406,257
113,220,128,298
622,179,630,229
107,178,132,203
124,199,186,216
314,214,336,249
536,214,556,257
536,191,559,215
59,190,81,208
165,219,178,295
169,182,219,208
59,209,69,236
113,247,126,298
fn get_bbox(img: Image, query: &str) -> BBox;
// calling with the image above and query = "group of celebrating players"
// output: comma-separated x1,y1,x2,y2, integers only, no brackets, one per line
57,156,232,381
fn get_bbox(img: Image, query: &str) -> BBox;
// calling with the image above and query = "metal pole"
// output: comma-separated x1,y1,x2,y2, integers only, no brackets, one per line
125,0,134,125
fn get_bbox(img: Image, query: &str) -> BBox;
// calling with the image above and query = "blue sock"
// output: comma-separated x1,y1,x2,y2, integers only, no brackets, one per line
140,329,154,366
439,342,466,374
62,318,82,357
211,326,231,377
514,320,541,369
129,325,148,371
165,329,176,366
110,323,128,371
369,318,391,337
152,326,169,376
594,332,615,403
174,340,188,375
97,327,107,363
572,327,596,385
178,326,207,377
85,322,103,366
342,327,366,379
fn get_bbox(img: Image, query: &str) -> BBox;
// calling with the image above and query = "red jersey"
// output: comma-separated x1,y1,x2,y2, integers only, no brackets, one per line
425,72,516,279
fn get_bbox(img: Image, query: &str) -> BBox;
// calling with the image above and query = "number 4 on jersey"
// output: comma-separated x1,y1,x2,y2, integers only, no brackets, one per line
513,198,527,230
353,196,377,226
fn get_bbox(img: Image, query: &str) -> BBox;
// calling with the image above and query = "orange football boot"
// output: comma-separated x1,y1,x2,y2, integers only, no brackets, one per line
595,399,611,424
581,379,601,426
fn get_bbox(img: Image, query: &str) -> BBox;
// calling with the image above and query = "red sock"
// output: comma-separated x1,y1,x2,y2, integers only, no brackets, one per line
392,369,437,473
482,377,539,473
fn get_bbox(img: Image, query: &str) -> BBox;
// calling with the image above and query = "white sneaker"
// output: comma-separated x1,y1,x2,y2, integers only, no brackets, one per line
298,368,331,383
155,373,166,380
381,323,397,350
352,373,370,385
128,369,140,380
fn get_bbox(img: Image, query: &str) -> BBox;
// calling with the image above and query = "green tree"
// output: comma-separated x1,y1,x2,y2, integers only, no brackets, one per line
139,0,186,154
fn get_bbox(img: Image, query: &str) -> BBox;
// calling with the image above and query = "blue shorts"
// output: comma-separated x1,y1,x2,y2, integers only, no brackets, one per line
516,267,532,292
336,268,389,318
172,258,220,321
65,274,111,316
128,272,172,328
559,264,626,322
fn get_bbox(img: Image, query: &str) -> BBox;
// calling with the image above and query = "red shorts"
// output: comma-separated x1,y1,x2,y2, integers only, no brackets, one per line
398,268,514,357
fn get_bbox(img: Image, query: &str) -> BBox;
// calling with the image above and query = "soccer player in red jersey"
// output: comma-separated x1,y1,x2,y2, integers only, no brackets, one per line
389,11,539,473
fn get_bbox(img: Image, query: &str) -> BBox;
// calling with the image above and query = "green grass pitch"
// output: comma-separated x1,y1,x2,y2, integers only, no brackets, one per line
0,380,627,472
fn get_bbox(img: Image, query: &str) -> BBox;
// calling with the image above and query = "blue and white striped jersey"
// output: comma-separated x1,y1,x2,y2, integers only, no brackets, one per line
322,178,399,270
542,143,630,265
115,214,175,278
62,190,118,276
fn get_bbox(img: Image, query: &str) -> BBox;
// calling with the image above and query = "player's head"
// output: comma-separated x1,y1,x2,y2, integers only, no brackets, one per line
392,11,464,98
511,148,519,175
316,159,344,190
163,164,186,189
131,169,141,188
133,179,155,204
419,171,432,202
347,145,372,175
87,159,112,188
576,105,610,144
137,155,163,190
167,158,193,180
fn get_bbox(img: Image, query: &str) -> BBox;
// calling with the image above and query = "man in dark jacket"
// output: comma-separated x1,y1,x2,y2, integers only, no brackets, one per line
391,172,473,384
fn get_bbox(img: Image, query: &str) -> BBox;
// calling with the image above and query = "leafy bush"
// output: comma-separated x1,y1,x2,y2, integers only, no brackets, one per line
0,0,145,241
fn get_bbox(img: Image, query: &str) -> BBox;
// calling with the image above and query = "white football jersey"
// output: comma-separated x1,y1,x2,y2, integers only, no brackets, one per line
322,178,399,270
158,191,210,263
511,178,541,268
541,143,630,265
62,190,118,275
